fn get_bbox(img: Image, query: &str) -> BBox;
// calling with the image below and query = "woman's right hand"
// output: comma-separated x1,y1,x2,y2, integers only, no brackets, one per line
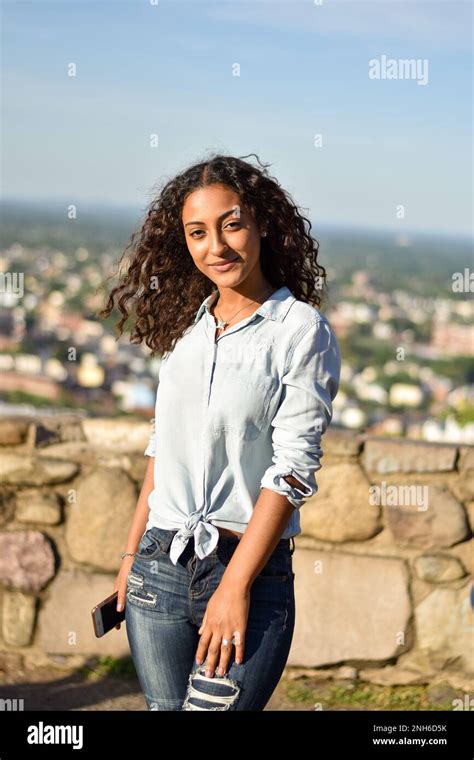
113,555,135,630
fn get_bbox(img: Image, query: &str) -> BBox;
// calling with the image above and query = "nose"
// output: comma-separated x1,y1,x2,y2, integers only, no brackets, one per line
207,229,229,256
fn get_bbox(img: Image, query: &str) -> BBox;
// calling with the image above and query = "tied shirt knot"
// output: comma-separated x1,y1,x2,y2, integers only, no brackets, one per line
168,510,220,565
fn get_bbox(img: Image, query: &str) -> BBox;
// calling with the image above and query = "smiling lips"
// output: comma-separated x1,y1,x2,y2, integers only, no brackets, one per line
209,255,240,271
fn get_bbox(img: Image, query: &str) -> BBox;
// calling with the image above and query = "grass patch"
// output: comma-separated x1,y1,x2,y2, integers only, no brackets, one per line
78,656,136,681
284,679,458,711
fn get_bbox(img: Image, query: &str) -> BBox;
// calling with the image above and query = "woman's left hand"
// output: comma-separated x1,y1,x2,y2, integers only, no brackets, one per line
195,581,250,677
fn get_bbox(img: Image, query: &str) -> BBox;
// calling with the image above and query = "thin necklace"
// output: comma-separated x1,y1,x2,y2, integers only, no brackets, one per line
214,284,274,332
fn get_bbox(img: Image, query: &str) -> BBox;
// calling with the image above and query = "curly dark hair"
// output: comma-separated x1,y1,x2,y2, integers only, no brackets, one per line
98,152,329,357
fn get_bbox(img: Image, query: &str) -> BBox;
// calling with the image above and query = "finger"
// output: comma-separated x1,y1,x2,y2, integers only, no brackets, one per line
195,627,212,665
233,629,245,665
115,602,125,631
203,633,223,677
198,612,207,635
114,586,124,630
216,633,234,676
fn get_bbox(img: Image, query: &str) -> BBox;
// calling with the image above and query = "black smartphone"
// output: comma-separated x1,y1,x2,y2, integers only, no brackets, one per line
91,591,125,637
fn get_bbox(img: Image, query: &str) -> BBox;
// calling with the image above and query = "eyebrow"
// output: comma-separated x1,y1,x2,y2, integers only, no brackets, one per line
184,208,241,227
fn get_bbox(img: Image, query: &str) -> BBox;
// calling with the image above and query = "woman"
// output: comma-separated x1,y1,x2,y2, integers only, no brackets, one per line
100,153,341,710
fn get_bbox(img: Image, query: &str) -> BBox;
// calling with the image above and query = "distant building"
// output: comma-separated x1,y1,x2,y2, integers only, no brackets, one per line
367,415,404,436
389,383,424,407
111,380,156,412
77,354,105,388
431,321,473,356
340,406,367,429
0,372,60,401
422,415,474,444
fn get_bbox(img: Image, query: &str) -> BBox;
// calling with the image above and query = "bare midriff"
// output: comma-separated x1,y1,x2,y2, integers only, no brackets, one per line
217,526,243,540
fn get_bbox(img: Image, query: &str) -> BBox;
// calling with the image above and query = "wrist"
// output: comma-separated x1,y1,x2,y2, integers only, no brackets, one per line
120,552,136,561
220,567,252,594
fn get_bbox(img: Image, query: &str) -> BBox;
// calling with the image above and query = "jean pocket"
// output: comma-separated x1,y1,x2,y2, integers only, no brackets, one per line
219,541,291,583
135,530,164,561
258,544,292,581
126,569,159,609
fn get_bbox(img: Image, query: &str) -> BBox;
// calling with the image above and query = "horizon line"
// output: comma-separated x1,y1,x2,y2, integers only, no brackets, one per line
0,196,472,243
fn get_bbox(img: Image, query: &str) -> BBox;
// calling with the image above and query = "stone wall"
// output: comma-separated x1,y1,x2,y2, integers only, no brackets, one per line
0,415,472,692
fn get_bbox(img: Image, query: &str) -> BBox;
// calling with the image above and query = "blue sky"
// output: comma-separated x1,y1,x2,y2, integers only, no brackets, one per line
2,0,472,235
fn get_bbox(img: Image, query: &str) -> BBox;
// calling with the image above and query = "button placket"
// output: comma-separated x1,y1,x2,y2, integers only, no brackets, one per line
198,320,216,536
200,307,267,539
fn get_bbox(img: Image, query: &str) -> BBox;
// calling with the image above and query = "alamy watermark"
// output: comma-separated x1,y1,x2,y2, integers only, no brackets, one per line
0,271,24,298
369,55,429,86
369,482,429,511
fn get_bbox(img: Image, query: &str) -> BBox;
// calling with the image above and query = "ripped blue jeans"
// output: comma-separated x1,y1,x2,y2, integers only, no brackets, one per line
125,527,296,711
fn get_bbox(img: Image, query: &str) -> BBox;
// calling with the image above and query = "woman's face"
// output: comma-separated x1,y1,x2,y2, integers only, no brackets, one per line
182,183,265,287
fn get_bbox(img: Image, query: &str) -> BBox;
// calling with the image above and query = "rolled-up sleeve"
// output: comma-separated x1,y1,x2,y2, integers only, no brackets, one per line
144,417,156,457
260,317,341,508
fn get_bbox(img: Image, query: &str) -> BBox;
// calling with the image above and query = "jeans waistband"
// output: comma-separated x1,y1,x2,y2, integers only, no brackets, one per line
201,532,296,555
149,527,296,556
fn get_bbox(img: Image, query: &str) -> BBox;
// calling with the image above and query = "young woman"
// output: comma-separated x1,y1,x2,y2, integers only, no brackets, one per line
100,153,341,711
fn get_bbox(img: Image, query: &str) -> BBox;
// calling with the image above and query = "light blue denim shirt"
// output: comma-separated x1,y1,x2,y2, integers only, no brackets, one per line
144,285,341,565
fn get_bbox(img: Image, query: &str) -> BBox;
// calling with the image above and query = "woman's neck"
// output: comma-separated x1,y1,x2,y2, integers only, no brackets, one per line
212,280,274,314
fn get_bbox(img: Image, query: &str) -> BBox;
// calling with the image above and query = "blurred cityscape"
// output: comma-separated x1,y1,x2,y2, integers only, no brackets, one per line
0,200,472,443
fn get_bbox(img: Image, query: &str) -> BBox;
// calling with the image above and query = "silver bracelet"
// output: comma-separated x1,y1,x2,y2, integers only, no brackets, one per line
121,552,137,560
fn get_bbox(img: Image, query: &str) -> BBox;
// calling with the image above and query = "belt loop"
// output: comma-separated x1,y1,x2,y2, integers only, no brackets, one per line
290,536,295,555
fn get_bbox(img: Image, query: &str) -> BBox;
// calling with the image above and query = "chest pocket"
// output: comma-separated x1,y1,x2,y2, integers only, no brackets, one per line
211,367,278,440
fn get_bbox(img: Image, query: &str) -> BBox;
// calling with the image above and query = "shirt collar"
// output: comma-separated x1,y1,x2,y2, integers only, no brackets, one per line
193,285,295,324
